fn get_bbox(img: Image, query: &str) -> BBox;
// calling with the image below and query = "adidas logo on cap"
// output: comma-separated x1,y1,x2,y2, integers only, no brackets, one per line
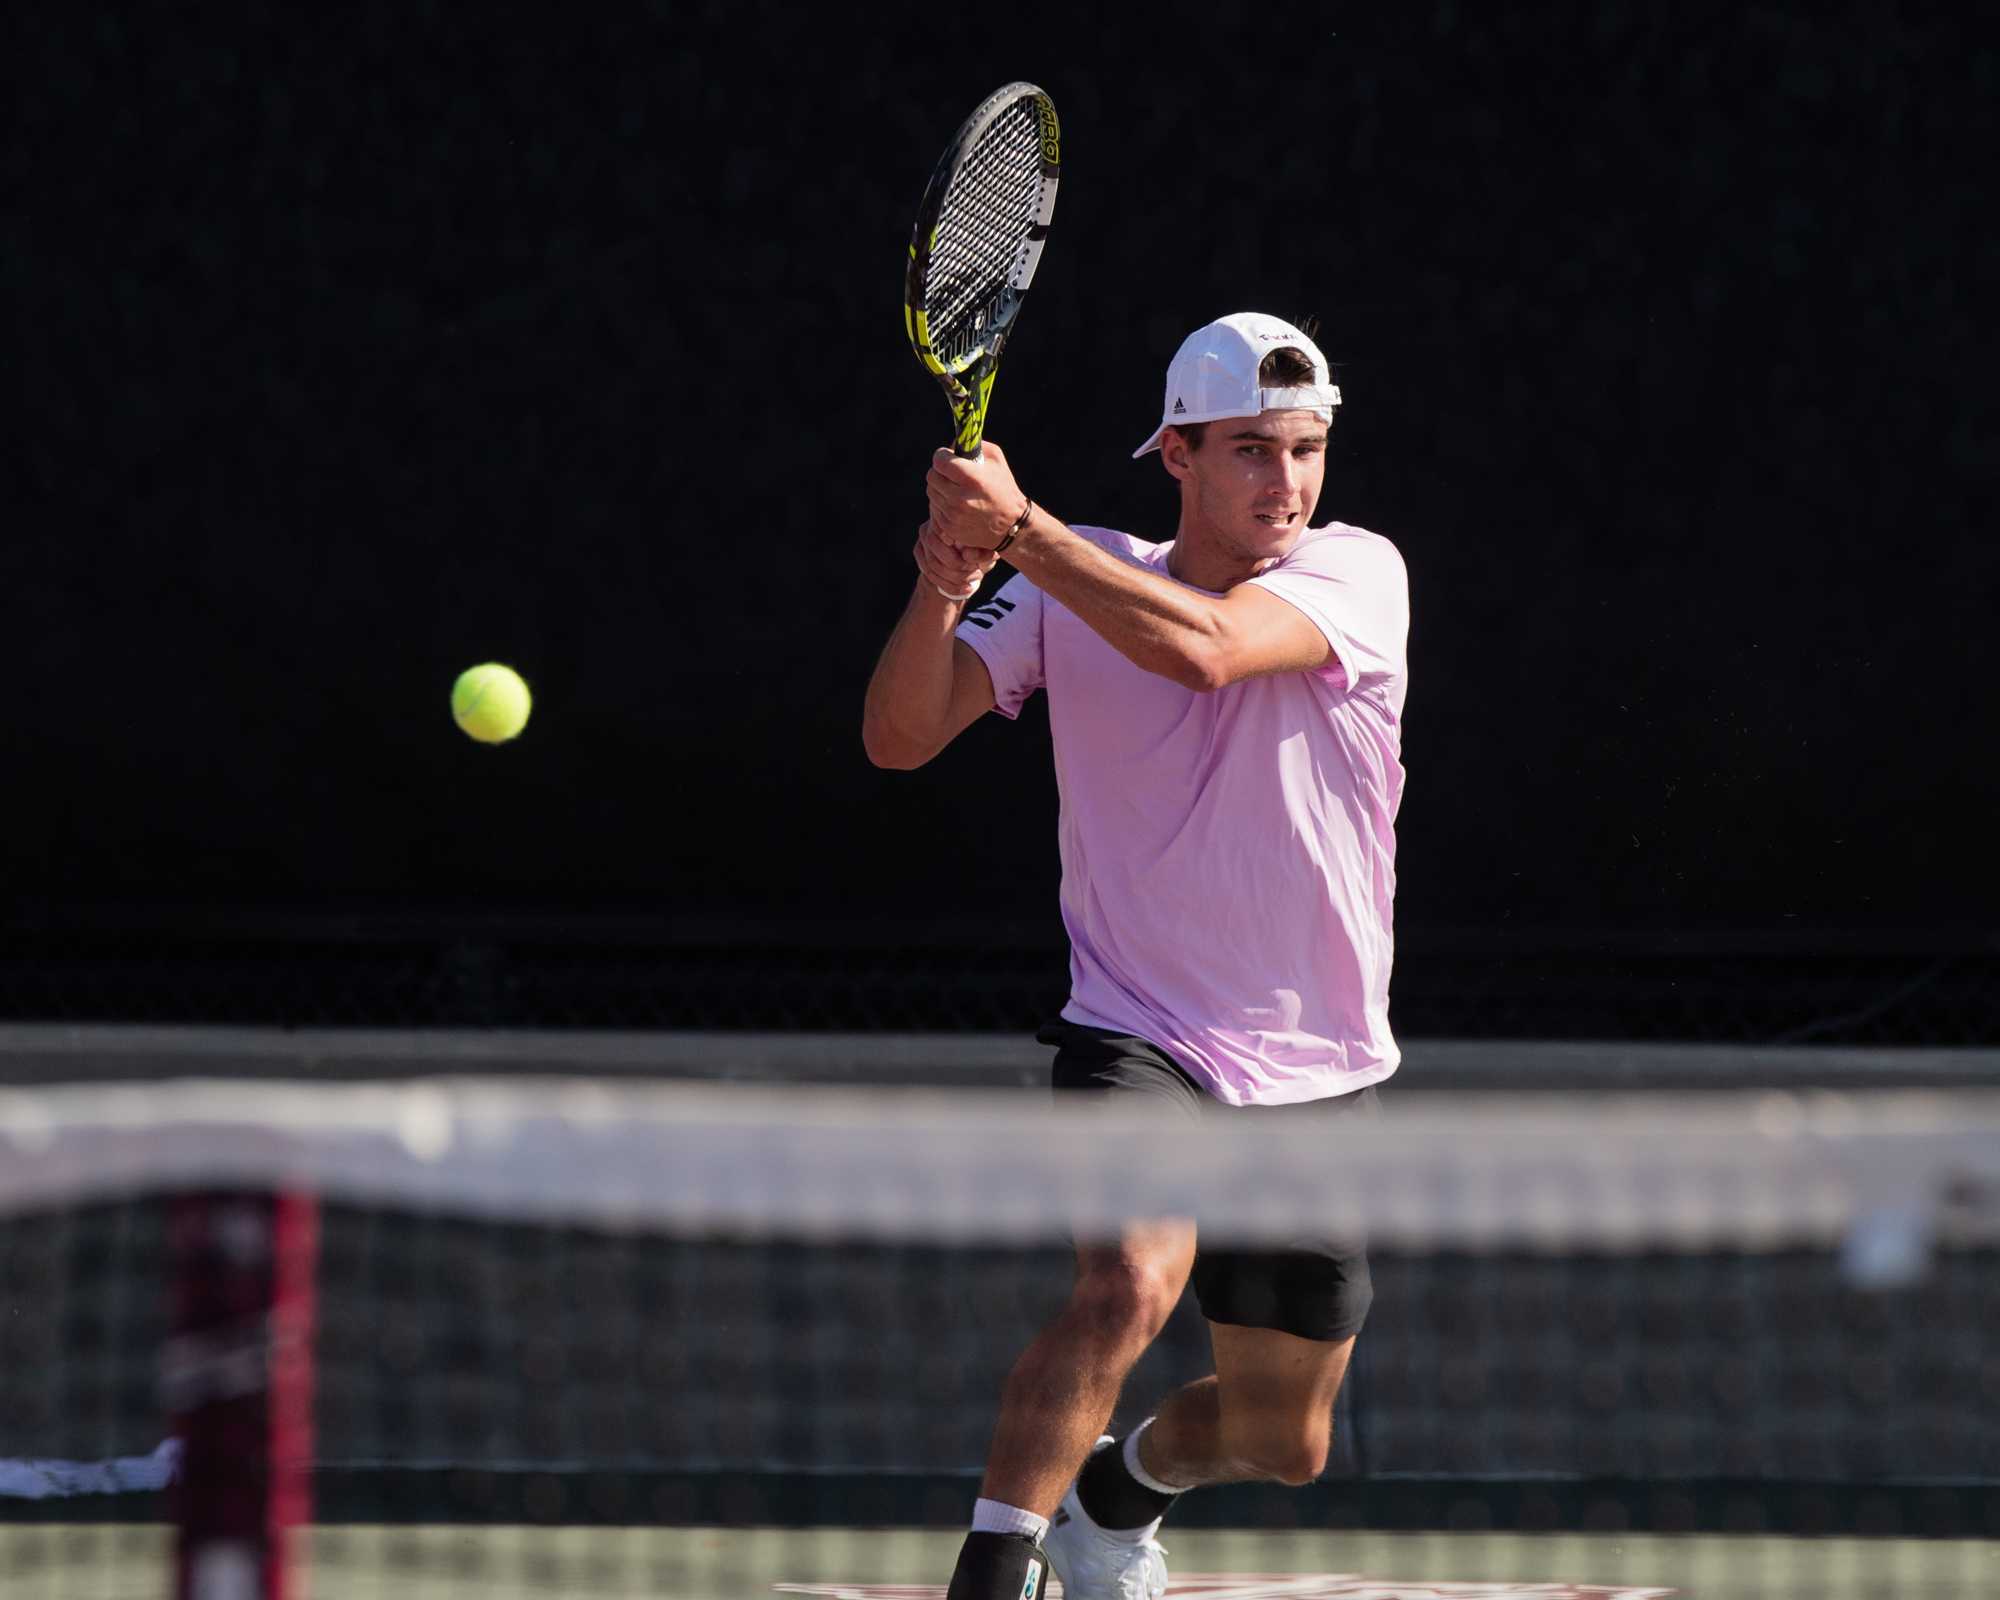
1171,398,1186,414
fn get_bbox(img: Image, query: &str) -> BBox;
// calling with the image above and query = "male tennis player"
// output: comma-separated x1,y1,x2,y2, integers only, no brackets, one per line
863,312,1408,1600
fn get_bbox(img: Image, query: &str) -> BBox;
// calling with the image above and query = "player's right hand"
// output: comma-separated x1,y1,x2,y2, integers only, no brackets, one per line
914,518,996,602
927,440,1024,551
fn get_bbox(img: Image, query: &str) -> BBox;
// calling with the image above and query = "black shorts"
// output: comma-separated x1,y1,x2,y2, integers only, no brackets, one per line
1040,1020,1376,1344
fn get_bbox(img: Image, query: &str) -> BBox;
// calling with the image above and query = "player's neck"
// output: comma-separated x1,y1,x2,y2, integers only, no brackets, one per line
1165,522,1287,593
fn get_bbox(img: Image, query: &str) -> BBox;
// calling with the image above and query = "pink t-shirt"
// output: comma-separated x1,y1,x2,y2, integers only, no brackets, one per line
957,522,1409,1106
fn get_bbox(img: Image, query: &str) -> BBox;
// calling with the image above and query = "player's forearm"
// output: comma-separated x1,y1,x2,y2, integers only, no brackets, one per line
1001,508,1223,690
862,580,964,768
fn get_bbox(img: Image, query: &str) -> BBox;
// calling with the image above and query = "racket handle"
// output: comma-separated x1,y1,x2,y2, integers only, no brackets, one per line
943,444,981,583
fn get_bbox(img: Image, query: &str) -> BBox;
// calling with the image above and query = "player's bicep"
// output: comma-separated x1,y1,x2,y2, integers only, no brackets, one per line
1205,583,1334,688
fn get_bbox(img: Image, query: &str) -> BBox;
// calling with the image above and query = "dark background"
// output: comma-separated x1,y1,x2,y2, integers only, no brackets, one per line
7,2,1993,1038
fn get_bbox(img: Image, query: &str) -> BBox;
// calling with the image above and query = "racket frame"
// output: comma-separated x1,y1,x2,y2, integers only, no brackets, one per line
904,82,1061,461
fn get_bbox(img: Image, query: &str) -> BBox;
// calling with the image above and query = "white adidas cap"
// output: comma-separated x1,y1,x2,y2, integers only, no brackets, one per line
1132,311,1341,458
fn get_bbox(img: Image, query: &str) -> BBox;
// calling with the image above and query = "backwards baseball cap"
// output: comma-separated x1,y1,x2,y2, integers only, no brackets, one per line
1132,311,1341,458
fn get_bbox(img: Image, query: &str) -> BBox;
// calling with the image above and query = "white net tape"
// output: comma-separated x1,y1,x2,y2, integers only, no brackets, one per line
2,1081,1995,1274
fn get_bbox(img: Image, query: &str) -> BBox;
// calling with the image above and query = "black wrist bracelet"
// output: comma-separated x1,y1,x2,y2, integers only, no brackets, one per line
994,497,1035,555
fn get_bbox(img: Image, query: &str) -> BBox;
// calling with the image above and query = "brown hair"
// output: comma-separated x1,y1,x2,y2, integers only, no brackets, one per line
1171,346,1324,452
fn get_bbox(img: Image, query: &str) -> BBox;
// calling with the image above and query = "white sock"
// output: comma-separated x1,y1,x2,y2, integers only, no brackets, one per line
971,1497,1050,1543
1123,1417,1187,1498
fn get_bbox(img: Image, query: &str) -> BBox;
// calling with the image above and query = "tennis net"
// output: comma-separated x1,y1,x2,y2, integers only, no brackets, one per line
2,1077,1997,1598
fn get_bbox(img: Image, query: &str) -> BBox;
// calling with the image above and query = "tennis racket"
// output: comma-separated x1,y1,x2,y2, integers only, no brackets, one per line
905,82,1060,463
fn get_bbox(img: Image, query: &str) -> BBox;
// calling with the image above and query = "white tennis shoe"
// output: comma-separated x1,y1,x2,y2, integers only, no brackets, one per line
1043,1436,1168,1600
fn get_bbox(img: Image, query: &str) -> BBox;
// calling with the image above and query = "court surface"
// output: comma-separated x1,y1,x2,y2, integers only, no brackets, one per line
4,1526,1992,1599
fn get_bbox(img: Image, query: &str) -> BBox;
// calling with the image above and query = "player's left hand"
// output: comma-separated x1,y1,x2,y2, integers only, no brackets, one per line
927,441,1026,551
913,519,996,601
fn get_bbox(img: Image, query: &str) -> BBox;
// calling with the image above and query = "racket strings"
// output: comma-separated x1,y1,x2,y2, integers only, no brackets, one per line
924,103,1045,355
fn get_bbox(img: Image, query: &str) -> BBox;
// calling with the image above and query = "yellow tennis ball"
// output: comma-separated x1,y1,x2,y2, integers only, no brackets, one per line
451,663,532,744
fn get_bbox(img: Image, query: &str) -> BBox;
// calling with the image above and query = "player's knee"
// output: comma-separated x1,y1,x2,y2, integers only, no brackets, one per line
1249,1437,1332,1487
1229,1420,1332,1487
1262,1435,1332,1487
1070,1261,1180,1351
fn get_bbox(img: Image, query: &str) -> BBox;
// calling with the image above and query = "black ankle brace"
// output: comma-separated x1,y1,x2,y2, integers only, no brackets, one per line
945,1530,1049,1600
1077,1433,1180,1530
